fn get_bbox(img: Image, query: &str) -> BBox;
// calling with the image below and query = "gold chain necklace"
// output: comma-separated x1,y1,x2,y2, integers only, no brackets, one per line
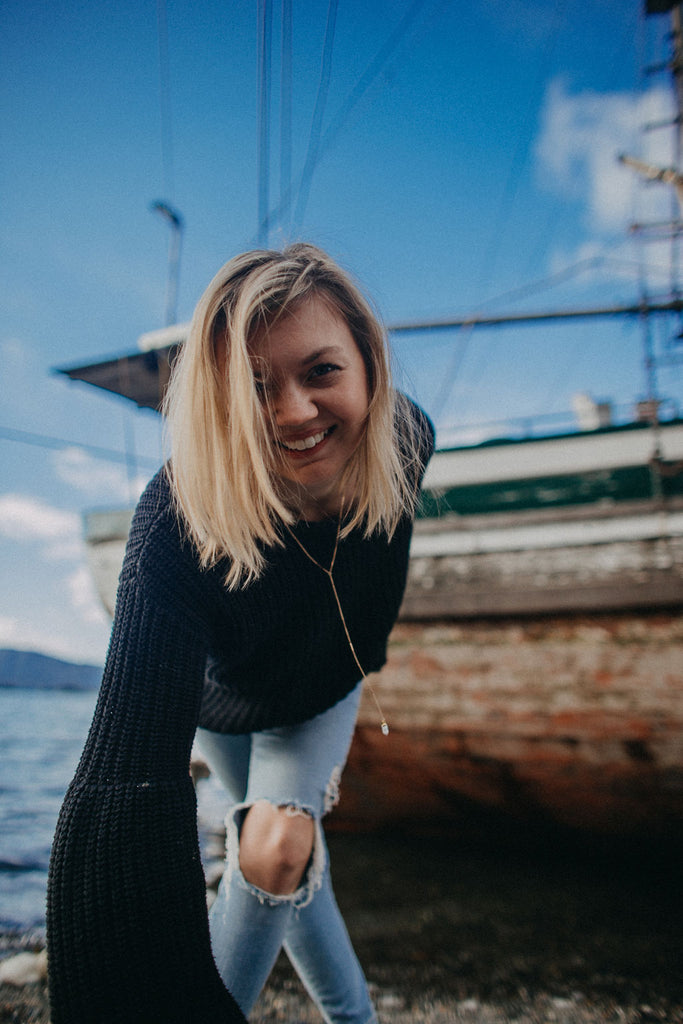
284,506,389,736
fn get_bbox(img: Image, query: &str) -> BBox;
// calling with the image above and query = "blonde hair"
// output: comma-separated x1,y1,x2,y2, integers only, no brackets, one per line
164,243,424,588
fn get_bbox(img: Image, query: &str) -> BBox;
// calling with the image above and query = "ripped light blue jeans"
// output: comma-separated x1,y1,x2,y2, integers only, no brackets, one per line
195,682,378,1024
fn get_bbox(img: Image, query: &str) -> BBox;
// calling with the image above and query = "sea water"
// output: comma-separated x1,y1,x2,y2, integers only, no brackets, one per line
0,688,98,930
0,687,231,932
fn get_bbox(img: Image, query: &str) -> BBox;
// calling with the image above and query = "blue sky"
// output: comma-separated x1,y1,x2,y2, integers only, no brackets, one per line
1,0,682,663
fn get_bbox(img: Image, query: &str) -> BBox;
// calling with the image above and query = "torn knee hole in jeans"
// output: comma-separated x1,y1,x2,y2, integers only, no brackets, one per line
324,764,343,814
283,803,312,820
224,799,326,909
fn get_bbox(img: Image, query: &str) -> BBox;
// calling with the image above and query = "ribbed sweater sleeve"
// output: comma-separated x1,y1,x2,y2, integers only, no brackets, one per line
47,480,246,1024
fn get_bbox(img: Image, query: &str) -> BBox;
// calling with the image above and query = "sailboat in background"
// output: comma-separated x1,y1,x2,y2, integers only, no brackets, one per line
57,0,683,839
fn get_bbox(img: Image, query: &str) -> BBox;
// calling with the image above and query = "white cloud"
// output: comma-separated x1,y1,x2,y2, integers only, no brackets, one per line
0,612,106,664
67,564,109,627
0,527,110,662
0,615,22,645
0,614,66,659
0,492,113,661
0,336,30,368
0,615,61,656
53,447,147,503
0,494,80,546
547,237,675,288
536,79,676,233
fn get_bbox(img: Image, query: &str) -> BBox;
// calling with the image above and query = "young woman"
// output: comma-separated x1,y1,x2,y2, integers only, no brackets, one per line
47,244,434,1023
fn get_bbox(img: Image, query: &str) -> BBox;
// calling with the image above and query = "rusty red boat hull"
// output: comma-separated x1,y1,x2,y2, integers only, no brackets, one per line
336,615,683,839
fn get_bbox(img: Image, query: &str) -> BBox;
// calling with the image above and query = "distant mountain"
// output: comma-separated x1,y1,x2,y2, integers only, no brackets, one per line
0,649,102,691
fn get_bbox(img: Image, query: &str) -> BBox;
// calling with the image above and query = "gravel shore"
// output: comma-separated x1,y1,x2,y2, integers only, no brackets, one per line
2,830,682,1023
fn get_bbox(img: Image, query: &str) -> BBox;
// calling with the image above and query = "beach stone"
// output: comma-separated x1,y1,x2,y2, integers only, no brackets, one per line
0,949,47,986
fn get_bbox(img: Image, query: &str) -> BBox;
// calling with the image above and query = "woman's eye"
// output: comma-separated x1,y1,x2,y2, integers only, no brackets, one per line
309,363,339,381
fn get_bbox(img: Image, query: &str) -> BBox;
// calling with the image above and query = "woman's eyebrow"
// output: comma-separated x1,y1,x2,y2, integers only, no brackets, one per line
301,345,345,366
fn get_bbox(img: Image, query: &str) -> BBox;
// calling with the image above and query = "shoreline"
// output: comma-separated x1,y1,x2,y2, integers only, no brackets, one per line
2,832,682,1023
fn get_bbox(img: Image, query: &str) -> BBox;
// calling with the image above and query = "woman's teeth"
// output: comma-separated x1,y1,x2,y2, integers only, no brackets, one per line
281,429,329,451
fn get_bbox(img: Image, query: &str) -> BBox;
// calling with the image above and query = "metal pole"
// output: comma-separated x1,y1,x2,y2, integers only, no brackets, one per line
150,200,184,325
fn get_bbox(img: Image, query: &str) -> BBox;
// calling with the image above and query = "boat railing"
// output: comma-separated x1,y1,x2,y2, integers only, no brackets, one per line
435,399,681,450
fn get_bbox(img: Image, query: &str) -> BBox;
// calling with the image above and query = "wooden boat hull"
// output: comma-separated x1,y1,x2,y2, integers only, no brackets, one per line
405,500,683,617
341,614,683,838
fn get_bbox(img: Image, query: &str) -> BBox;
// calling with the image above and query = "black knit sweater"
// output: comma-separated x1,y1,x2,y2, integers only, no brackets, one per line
47,403,433,1024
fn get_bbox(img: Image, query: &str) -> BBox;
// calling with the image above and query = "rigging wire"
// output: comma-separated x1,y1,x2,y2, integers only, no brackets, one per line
469,256,609,313
476,4,566,298
452,4,568,429
524,4,656,424
416,253,661,424
522,3,641,285
668,7,683,307
280,0,293,236
466,254,650,312
632,4,680,422
256,0,428,244
156,0,175,199
257,0,273,246
315,0,425,168
291,0,338,235
430,327,473,423
0,424,160,469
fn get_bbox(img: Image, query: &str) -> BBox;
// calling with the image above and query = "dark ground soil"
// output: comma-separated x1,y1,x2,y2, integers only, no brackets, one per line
2,829,682,1023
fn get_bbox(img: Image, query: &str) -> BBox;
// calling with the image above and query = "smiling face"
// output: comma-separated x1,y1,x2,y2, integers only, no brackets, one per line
249,296,370,517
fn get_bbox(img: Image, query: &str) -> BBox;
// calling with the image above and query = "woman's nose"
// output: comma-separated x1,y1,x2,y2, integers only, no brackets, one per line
274,382,317,425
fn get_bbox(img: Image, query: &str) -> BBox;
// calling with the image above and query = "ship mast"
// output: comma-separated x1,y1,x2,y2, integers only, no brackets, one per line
627,2,683,487
58,2,683,434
